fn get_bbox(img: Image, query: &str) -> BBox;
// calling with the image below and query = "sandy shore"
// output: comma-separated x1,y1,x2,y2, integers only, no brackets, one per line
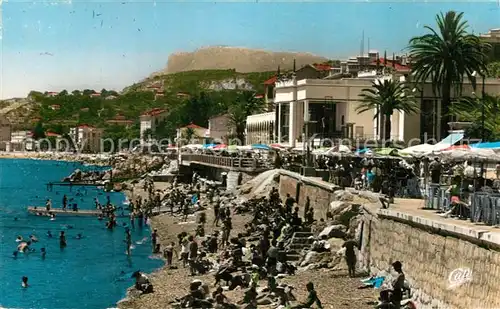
117,181,377,309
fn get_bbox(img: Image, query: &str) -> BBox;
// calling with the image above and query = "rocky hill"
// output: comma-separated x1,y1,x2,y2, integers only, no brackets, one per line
154,46,329,75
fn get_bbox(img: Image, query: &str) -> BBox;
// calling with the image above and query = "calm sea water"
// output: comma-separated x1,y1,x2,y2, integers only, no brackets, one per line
0,159,164,309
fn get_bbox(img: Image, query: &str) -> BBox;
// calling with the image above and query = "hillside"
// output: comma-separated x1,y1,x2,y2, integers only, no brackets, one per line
156,46,329,75
0,69,279,144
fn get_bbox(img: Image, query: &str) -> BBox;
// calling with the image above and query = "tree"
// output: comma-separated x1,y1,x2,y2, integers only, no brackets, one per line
182,127,196,142
408,11,490,139
227,91,264,143
356,79,419,141
142,128,153,141
487,61,500,78
449,94,500,141
32,121,46,140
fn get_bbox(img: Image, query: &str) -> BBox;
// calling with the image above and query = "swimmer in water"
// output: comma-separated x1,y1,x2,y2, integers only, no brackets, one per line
13,251,18,259
47,231,53,238
50,214,56,221
16,236,23,242
76,233,83,240
29,235,39,242
41,248,46,259
14,217,18,221
21,276,28,288
59,231,67,248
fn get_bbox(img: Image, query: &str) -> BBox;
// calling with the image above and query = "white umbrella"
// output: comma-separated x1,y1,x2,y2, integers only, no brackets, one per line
400,143,434,156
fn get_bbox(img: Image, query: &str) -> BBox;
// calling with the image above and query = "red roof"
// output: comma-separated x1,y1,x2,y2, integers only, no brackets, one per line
47,91,59,95
371,58,410,72
263,76,277,85
141,108,167,117
254,94,264,99
78,124,95,129
182,123,206,129
313,63,333,71
46,132,61,137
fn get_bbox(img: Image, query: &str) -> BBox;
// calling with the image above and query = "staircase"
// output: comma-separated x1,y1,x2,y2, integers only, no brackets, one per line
282,228,314,262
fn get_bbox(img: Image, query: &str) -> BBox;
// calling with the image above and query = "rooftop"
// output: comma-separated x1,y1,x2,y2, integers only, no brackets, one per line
141,108,167,117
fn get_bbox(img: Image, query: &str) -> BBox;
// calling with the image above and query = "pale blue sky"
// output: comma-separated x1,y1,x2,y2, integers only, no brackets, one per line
1,0,499,99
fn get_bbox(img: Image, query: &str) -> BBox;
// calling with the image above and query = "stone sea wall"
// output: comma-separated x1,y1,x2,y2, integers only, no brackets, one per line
277,170,500,309
278,170,339,219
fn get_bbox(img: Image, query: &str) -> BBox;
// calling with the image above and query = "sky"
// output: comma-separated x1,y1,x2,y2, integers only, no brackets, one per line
1,0,500,99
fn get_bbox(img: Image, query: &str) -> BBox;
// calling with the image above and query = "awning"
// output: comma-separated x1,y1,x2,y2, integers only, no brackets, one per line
470,141,500,149
432,131,465,151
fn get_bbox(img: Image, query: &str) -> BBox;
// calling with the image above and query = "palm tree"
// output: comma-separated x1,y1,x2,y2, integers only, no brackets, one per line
356,79,419,141
227,91,264,143
183,127,196,142
408,11,490,139
449,94,500,141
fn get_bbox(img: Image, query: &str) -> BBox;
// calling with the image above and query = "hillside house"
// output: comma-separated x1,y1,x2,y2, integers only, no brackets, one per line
0,115,12,151
69,124,104,153
176,123,209,143
139,108,168,143
106,115,134,127
208,114,235,142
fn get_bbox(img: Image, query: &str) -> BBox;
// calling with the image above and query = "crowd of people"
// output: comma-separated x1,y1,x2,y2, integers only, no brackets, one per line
124,173,410,309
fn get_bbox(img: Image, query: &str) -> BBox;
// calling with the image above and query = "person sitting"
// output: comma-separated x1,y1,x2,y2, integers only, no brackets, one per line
376,290,396,309
132,271,154,294
292,282,322,309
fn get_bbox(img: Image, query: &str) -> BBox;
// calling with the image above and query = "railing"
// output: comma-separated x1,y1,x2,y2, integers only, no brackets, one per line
471,192,500,226
180,154,267,170
425,184,500,226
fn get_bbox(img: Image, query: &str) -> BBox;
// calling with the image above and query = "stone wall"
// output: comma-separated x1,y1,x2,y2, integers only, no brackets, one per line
277,170,500,309
278,171,339,219
360,210,500,309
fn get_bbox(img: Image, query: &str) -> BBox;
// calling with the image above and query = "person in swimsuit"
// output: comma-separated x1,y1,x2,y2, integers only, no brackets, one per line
59,231,67,248
22,276,29,288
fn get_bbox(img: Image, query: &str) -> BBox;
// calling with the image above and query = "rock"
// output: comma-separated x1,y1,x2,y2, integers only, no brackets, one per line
102,172,111,180
358,190,382,203
327,238,345,251
319,224,347,239
333,190,354,202
329,201,351,216
299,251,332,267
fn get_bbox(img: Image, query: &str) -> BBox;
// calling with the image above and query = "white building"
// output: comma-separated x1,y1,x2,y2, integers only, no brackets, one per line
69,125,104,153
10,130,34,151
246,112,275,145
139,108,168,143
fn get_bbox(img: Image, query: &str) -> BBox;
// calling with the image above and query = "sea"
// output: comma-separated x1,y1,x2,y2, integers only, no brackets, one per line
0,159,164,309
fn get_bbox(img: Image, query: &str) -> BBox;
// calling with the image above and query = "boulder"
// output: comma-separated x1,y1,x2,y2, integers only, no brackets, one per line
299,251,332,267
333,190,354,202
358,190,382,203
329,201,351,216
319,224,347,239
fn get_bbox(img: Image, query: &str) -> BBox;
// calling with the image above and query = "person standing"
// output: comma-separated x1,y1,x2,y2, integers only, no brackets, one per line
151,229,159,252
125,228,132,256
59,231,67,249
62,195,67,210
188,235,198,276
342,236,358,277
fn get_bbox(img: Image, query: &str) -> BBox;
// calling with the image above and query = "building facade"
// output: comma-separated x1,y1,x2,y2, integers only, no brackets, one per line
246,112,275,145
69,125,104,153
139,108,167,142
10,130,34,151
208,114,234,142
272,74,500,147
176,123,209,143
0,115,12,151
